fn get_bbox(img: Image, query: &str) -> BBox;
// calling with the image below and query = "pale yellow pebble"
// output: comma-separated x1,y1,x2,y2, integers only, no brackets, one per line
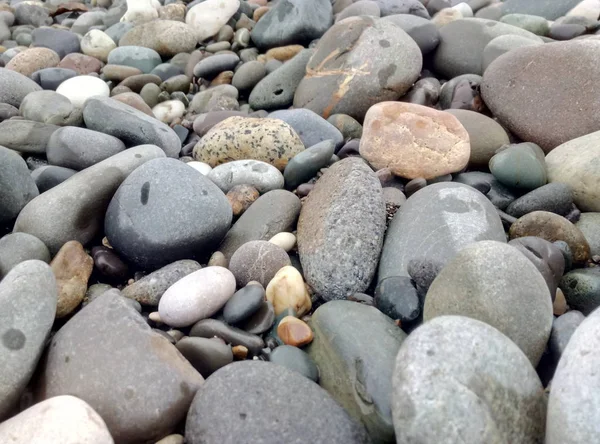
268,232,296,252
266,266,311,316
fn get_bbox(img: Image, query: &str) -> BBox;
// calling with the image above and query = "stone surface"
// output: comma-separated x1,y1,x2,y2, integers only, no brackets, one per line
0,120,59,154
81,29,115,62
298,158,386,300
38,292,204,443
207,159,284,194
31,27,81,59
269,108,344,149
392,316,546,443
190,318,265,356
229,241,290,287
31,166,77,193
294,16,422,120
107,46,162,74
19,90,82,126
0,233,50,280
185,361,369,443
546,131,600,212
360,102,470,179
498,0,581,20
375,276,421,323
284,140,336,190
482,40,600,152
239,301,275,334
576,213,600,256
550,311,585,360
379,182,506,282
51,240,93,318
269,345,319,381
308,300,406,442
119,20,196,57
381,13,439,55
6,47,60,77
0,68,43,107
176,337,233,378
559,268,600,315
0,146,39,223
223,284,265,325
489,142,547,190
277,316,313,347
14,145,165,254
506,183,573,218
105,158,231,269
0,261,56,420
424,240,553,365
56,76,111,108
481,34,542,72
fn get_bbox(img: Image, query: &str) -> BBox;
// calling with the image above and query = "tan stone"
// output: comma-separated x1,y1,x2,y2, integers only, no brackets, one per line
232,345,248,360
51,240,93,318
253,5,269,21
553,288,568,316
6,48,60,77
359,102,470,179
266,266,312,316
277,316,313,347
112,92,154,117
269,232,296,252
158,3,186,21
102,64,143,82
59,53,103,75
210,70,233,86
226,184,259,217
509,211,591,264
208,251,228,268
265,45,304,62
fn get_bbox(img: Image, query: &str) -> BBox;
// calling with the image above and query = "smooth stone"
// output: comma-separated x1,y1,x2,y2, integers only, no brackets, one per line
0,67,42,107
284,140,336,190
489,142,547,190
482,34,542,71
192,110,247,136
47,127,126,170
176,337,233,378
186,0,240,43
56,75,110,108
187,361,368,443
482,40,600,152
392,315,546,443
207,159,284,194
103,65,143,82
269,232,296,252
14,4,49,27
0,145,39,223
445,109,510,167
576,213,600,256
327,113,363,139
277,316,313,347
308,300,406,442
112,92,154,116
231,60,266,91
360,102,470,179
250,0,332,50
190,318,265,356
159,267,235,327
0,233,50,280
107,45,162,73
509,211,591,264
433,18,542,78
116,73,161,93
71,11,106,35
269,345,319,381
83,283,114,307
83,96,181,158
119,20,196,57
30,165,77,193
0,104,18,122
186,161,212,175
193,53,240,79
0,396,113,444
51,240,94,318
550,311,585,361
31,68,78,91
547,305,600,444
223,284,265,325
19,90,81,127
58,53,103,75
187,84,239,114
229,241,290,287
37,291,204,443
269,108,344,149
265,265,312,316
425,240,553,365
298,158,386,300
122,260,201,306
373,0,429,16
453,171,518,210
105,158,231,269
0,120,58,154
559,268,600,315
336,1,381,22
0,261,56,420
239,300,274,334
105,22,134,45
294,16,422,120
500,13,550,35
6,47,60,77
152,100,185,124
379,182,506,282
375,276,420,323
193,117,304,171
91,246,128,280
546,130,600,212
156,435,185,444
381,13,440,54
14,145,165,254
30,27,80,59
498,0,581,20
81,29,115,62
248,49,313,111
506,183,573,218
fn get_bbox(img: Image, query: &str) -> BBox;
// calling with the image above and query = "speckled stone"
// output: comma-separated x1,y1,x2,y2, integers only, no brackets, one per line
229,241,291,287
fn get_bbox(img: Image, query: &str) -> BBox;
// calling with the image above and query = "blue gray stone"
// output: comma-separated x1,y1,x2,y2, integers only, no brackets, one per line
0,146,38,223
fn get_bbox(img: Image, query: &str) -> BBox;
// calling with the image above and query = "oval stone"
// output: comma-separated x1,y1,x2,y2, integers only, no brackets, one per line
207,160,284,194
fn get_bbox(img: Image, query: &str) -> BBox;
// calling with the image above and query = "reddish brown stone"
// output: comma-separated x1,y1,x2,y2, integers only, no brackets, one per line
59,53,103,75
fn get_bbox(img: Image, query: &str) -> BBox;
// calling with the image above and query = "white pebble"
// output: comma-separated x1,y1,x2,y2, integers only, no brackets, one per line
152,100,186,124
187,161,213,175
56,76,109,108
269,232,296,252
81,29,116,63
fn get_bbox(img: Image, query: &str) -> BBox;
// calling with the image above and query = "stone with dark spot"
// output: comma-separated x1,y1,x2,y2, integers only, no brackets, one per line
229,241,291,287
30,166,77,193
294,16,422,121
298,158,386,300
375,276,420,323
0,260,56,420
559,268,600,316
284,140,336,190
207,160,284,194
37,291,204,443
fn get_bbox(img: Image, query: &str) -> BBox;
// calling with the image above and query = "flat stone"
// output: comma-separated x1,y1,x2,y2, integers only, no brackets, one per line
0,146,39,223
119,20,196,57
576,213,600,256
269,108,344,149
506,183,573,218
559,268,600,315
284,140,336,190
14,145,165,254
379,182,506,282
38,291,204,443
51,240,93,318
308,300,406,442
107,46,162,74
190,318,265,356
223,284,265,325
392,316,546,443
185,361,369,443
176,337,233,378
298,158,386,300
207,159,284,194
0,261,56,420
0,67,42,107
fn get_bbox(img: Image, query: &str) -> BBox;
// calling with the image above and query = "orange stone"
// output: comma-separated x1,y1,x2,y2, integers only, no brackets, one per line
277,316,313,347
232,345,249,360
210,71,233,86
253,6,270,22
265,45,304,62
359,102,470,180
51,240,93,318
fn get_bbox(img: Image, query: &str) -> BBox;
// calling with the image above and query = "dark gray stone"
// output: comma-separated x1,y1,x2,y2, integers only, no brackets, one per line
379,182,506,282
550,310,585,360
185,361,369,444
269,345,319,381
219,190,301,259
193,53,240,79
190,318,265,356
0,233,50,280
239,301,275,334
223,284,265,325
453,171,518,210
47,127,126,171
30,165,77,193
407,258,443,295
250,0,333,50
559,268,600,315
270,109,343,150
0,68,42,108
31,27,80,59
31,68,78,91
229,240,290,287
308,300,406,442
231,60,266,91
176,337,233,378
105,158,231,269
37,291,204,443
381,13,439,54
298,158,386,300
393,316,546,443
0,104,18,122
284,140,336,190
14,4,49,27
335,0,381,22
375,276,420,323
424,241,553,365
0,146,38,223
83,96,181,158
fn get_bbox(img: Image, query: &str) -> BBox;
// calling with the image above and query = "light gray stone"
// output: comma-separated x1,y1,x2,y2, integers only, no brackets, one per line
19,90,83,126
0,232,50,280
0,120,59,154
0,146,39,223
207,160,284,194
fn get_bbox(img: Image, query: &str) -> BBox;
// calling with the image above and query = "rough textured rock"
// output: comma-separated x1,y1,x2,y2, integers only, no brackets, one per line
119,20,197,57
229,240,290,287
207,160,284,194
0,146,39,223
393,316,546,444
298,158,386,300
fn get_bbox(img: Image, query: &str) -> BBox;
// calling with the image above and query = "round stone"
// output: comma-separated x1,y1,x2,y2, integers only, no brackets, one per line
265,266,311,316
81,29,116,62
119,20,196,57
56,76,110,108
6,47,60,77
268,345,319,381
229,240,291,288
107,46,162,74
375,276,420,323
277,316,313,347
559,268,600,315
0,233,50,280
489,142,547,190
222,284,266,325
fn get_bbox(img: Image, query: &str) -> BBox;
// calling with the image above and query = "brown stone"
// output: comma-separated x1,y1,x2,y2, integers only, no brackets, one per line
6,48,60,77
253,6,270,22
265,45,304,62
509,211,591,264
210,71,233,86
158,3,186,21
112,92,155,116
101,65,143,82
59,53,103,75
117,74,162,93
50,2,88,16
359,102,470,179
232,345,248,360
226,184,259,217
553,288,568,316
277,316,313,347
50,240,94,318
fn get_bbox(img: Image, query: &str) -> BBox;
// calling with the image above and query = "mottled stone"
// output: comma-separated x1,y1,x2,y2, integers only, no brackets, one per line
229,240,290,287
51,240,93,318
119,20,196,57
207,159,284,194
